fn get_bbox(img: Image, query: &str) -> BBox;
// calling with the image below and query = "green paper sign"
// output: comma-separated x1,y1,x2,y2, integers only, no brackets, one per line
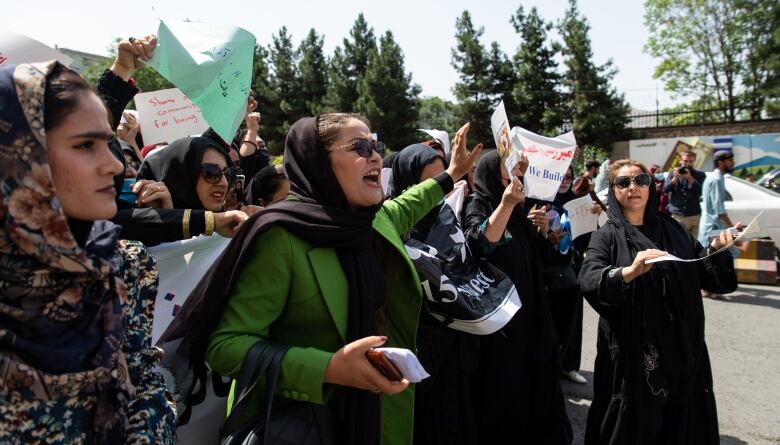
146,20,255,143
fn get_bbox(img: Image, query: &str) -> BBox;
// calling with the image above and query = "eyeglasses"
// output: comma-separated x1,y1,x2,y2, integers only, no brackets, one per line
330,139,386,158
613,173,652,190
200,163,236,185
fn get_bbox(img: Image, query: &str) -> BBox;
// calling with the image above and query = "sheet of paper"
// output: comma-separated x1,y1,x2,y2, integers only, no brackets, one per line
0,31,73,67
490,100,518,175
375,347,430,383
511,127,577,201
418,129,451,155
563,194,600,239
146,20,255,143
134,88,209,145
646,210,765,264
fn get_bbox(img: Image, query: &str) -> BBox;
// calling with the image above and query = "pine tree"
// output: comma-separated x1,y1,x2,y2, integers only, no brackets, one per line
266,27,301,152
510,5,563,135
451,11,493,146
418,97,458,132
486,41,518,126
324,13,377,112
560,0,630,150
297,29,329,115
356,31,421,150
249,44,282,153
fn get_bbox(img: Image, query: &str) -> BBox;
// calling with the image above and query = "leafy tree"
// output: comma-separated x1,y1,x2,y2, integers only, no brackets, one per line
324,13,377,112
296,29,329,115
509,5,564,135
645,0,779,120
265,27,301,151
560,0,630,150
418,96,458,132
356,31,421,150
451,11,494,146
486,41,518,125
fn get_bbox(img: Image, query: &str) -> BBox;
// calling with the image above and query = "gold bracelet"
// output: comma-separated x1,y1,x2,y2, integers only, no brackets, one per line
182,209,191,239
205,211,215,236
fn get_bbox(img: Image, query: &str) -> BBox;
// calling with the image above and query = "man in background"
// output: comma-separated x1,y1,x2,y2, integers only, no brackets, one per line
663,150,706,237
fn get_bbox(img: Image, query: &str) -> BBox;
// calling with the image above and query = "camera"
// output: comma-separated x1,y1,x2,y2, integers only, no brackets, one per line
678,166,688,175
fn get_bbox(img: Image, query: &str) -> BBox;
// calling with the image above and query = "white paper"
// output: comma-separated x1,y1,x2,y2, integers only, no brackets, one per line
374,347,430,383
511,127,577,201
418,129,451,155
0,31,73,67
490,100,518,176
563,195,600,239
134,88,210,145
646,210,766,264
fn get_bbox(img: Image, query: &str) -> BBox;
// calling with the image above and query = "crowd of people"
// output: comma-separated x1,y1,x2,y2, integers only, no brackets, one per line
0,32,741,445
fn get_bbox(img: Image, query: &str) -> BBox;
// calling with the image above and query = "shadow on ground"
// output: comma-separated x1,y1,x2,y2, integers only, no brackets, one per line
718,286,780,310
720,435,748,444
561,370,594,445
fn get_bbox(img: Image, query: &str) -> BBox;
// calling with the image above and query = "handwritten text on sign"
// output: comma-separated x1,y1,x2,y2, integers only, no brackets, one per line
134,87,209,145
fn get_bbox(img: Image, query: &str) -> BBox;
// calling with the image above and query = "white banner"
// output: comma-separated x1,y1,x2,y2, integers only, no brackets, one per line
511,127,577,201
0,31,73,67
134,87,210,146
147,234,230,345
563,194,600,240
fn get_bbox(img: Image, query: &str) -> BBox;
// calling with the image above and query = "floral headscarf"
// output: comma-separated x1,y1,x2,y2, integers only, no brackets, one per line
0,62,133,442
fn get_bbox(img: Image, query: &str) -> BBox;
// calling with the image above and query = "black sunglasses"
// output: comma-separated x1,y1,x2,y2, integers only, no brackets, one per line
614,173,652,189
330,139,386,158
201,163,236,185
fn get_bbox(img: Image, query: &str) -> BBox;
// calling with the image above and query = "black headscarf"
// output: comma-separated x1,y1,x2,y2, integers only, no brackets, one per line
472,150,533,236
161,116,385,445
604,169,701,401
136,137,231,209
388,144,444,198
246,164,286,205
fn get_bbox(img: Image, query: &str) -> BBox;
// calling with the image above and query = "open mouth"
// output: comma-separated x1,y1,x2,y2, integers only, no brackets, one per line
363,169,381,187
210,190,225,201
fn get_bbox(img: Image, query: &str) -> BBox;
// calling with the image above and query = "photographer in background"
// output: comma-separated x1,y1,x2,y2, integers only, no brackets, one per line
663,150,706,237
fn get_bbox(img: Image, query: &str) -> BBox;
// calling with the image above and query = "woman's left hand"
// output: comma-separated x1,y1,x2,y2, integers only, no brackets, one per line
112,35,158,80
528,206,549,233
133,179,173,208
590,201,602,215
710,222,743,250
446,123,483,181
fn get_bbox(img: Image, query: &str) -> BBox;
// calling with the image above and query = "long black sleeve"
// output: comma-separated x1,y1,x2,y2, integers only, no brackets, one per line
112,208,206,247
95,69,139,131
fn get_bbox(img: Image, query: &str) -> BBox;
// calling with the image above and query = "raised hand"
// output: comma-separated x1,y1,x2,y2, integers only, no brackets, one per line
446,123,483,181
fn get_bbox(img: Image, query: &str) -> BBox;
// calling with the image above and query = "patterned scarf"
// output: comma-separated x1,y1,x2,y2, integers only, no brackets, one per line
0,62,133,442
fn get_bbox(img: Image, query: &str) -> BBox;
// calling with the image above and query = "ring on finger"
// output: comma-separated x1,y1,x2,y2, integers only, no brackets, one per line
129,37,136,43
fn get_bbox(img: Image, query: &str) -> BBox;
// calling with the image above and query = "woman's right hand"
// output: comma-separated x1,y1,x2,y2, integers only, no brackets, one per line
324,336,410,395
622,249,668,283
446,123,483,181
214,210,249,237
501,176,525,206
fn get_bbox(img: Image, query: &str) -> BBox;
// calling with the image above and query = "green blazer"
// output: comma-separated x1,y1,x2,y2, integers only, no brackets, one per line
207,178,444,445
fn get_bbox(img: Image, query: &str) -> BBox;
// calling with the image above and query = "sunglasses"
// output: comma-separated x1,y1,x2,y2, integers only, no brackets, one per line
614,173,652,189
330,139,386,158
200,163,236,185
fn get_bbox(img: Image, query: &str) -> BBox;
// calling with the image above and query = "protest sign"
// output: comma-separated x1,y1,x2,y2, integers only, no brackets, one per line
490,100,519,176
0,31,73,67
146,20,255,143
148,234,230,345
135,88,209,145
511,127,577,201
418,129,451,155
563,194,600,240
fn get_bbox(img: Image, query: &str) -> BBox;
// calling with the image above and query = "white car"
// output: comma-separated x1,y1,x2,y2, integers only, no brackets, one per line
595,174,780,246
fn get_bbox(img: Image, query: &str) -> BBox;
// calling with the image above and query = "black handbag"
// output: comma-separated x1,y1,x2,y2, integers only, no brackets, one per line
220,341,340,445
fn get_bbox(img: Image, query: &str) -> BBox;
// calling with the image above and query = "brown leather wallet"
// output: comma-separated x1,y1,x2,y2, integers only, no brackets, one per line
366,349,404,382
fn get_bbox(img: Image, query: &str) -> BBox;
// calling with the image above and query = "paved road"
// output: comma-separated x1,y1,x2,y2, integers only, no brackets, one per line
562,284,780,445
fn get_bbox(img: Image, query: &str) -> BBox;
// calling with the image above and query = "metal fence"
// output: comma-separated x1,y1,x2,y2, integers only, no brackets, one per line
628,106,766,129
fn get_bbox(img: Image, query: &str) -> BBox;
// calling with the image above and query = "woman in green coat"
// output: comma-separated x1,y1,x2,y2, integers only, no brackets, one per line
199,114,479,445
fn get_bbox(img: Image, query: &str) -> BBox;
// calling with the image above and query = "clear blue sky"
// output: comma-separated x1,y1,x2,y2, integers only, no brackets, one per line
8,0,676,110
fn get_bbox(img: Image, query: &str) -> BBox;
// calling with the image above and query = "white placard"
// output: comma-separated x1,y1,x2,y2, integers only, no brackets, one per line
490,100,518,175
563,194,600,240
511,127,577,201
0,31,73,67
418,129,451,155
135,88,210,145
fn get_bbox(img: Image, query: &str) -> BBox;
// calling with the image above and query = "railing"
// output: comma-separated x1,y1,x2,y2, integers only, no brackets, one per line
628,106,767,129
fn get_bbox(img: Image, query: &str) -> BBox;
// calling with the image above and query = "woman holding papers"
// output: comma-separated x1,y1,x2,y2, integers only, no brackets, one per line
578,159,738,445
0,62,175,443
462,150,572,444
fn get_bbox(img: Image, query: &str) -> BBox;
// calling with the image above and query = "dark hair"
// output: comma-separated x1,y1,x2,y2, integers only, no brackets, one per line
680,150,696,158
44,64,105,131
316,113,369,148
585,159,602,170
251,164,287,205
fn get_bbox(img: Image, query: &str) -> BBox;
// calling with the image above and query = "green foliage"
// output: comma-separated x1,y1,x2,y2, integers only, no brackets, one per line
263,27,300,153
418,96,458,132
509,6,564,135
560,0,631,149
644,0,779,120
297,29,329,115
323,13,377,112
356,31,421,150
573,144,610,174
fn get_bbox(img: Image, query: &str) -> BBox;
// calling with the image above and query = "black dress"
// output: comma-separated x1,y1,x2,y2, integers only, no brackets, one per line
462,151,572,444
578,185,736,445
